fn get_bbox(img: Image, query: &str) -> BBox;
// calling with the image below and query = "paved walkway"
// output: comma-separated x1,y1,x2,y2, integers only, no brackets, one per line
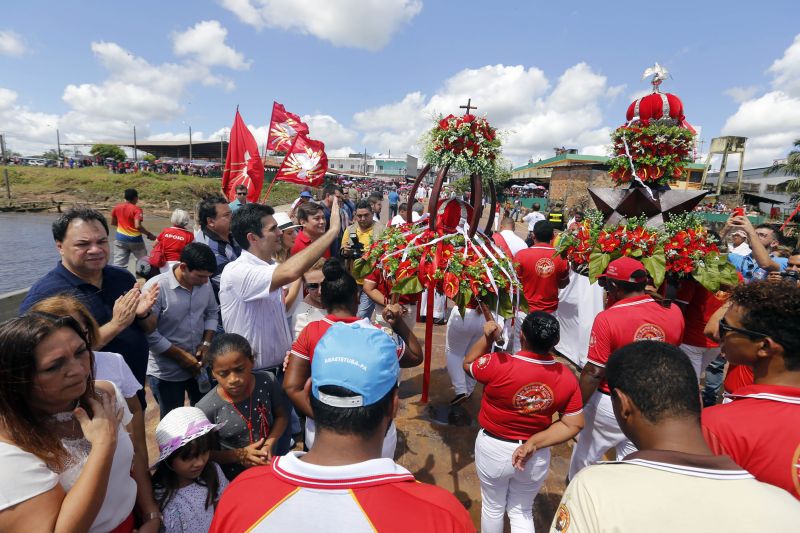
142,196,576,531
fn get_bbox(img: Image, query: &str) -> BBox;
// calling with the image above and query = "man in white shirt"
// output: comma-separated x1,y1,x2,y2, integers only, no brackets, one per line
522,203,545,242
492,217,528,257
220,200,341,453
550,341,800,532
727,229,751,256
390,201,421,226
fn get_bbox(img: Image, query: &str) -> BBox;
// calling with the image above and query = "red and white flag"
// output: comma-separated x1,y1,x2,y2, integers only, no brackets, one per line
267,101,309,152
274,134,328,187
222,108,265,203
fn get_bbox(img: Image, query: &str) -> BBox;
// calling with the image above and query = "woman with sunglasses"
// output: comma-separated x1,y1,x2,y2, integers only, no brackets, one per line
290,257,327,338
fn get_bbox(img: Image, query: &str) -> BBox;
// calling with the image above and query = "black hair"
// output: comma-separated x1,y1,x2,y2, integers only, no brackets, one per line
605,278,647,294
321,258,358,313
730,280,800,370
152,433,222,511
179,242,217,272
207,333,254,366
521,311,559,353
368,193,382,203
532,220,554,243
231,203,275,251
398,202,408,211
355,199,372,211
51,207,109,242
322,184,341,197
124,188,138,202
791,248,800,256
606,341,700,424
197,195,228,230
532,203,540,211
297,201,324,222
235,184,248,192
310,384,397,438
755,223,779,242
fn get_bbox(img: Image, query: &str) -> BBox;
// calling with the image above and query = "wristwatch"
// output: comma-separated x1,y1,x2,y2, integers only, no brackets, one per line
202,340,212,347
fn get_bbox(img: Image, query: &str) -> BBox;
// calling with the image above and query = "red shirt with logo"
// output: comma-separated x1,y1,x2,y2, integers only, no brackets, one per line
290,230,330,258
468,350,582,440
515,245,569,313
156,226,195,262
291,315,405,363
587,295,685,393
702,384,800,500
676,280,724,348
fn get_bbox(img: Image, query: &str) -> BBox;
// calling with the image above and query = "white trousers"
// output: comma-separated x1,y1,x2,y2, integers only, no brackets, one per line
680,344,721,381
445,308,486,395
475,430,550,533
419,289,447,319
568,391,636,480
305,417,397,459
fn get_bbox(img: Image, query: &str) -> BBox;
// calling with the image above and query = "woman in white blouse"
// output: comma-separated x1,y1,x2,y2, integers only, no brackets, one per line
0,313,157,532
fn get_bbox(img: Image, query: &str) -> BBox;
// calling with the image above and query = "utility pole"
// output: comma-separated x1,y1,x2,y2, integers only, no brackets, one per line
1,134,10,201
56,128,62,161
189,126,193,163
133,125,138,162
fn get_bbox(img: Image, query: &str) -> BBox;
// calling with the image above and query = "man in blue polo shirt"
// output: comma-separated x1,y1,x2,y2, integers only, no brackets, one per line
726,215,787,282
388,187,400,218
20,207,157,406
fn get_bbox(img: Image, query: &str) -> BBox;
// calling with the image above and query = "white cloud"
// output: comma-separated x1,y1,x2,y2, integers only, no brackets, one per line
0,87,62,154
724,86,759,103
351,62,622,164
172,20,251,70
721,34,800,167
302,114,358,156
219,0,422,51
0,30,25,57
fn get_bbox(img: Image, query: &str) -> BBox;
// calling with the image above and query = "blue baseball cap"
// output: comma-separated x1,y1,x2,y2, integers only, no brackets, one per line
300,191,313,198
312,322,400,408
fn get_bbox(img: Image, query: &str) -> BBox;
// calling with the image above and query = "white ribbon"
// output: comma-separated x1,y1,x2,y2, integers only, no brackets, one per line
474,233,520,317
620,117,655,200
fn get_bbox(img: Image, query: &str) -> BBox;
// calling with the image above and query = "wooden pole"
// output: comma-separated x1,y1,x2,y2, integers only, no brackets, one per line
420,281,436,403
260,177,277,204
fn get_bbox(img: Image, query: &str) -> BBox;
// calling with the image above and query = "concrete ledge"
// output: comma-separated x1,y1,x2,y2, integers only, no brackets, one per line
0,288,28,322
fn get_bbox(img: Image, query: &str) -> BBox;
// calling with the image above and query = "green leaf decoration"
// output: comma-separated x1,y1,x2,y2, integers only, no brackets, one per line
641,247,666,288
392,275,423,295
589,252,611,282
352,259,374,280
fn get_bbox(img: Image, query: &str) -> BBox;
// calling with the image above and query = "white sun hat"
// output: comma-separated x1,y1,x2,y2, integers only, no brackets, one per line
274,211,302,231
154,406,223,463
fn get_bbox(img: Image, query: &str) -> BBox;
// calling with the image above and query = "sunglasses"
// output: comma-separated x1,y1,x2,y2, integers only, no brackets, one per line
718,317,768,340
305,283,321,290
237,192,248,196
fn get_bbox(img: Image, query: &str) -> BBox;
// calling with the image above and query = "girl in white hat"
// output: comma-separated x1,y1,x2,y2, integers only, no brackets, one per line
152,407,228,533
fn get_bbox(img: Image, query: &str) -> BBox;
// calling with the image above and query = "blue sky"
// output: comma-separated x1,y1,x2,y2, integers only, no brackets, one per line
1,0,799,168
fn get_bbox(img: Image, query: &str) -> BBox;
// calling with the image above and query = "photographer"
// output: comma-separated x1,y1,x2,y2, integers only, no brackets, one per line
341,200,384,318
769,248,800,284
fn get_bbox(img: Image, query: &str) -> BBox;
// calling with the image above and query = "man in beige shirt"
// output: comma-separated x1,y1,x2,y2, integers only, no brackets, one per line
551,341,800,533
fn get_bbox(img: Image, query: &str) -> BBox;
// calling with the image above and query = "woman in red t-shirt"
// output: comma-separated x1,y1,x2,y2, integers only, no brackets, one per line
154,209,195,272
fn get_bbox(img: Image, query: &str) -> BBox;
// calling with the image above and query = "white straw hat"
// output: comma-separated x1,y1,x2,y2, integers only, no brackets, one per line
274,211,301,231
154,407,222,463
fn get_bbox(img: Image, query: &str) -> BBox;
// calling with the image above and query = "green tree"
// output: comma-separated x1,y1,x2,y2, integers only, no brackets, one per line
40,149,60,160
90,144,127,162
765,138,800,192
143,154,156,163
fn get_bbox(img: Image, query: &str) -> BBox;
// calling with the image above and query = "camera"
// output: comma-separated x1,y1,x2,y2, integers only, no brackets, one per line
780,270,800,282
341,232,364,259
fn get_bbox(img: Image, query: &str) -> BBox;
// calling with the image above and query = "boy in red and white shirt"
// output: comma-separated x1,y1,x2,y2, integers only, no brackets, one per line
702,281,800,500
464,312,583,533
211,324,475,533
568,257,684,480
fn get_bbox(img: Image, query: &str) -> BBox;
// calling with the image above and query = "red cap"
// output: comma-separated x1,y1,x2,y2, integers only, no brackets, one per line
601,257,648,282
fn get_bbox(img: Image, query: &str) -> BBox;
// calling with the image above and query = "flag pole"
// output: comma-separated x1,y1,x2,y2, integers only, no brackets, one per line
261,177,278,204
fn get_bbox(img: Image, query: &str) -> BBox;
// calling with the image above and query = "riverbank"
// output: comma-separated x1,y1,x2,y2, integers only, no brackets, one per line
0,166,302,216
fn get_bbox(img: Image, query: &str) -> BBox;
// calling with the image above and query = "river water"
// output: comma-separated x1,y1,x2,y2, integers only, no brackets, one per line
0,212,171,294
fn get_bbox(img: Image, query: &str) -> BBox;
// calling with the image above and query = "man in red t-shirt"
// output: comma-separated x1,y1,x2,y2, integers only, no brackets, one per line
568,257,684,480
110,188,156,267
676,280,725,380
290,202,330,258
211,324,475,533
515,221,570,313
702,281,800,500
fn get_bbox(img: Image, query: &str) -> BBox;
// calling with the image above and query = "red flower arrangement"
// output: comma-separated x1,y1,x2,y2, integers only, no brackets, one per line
423,113,502,180
353,223,525,318
555,210,738,291
607,121,695,187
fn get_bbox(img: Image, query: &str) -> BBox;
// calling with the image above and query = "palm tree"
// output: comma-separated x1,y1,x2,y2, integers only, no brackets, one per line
765,138,800,193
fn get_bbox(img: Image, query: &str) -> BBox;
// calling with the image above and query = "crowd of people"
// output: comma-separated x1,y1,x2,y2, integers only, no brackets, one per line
0,181,798,533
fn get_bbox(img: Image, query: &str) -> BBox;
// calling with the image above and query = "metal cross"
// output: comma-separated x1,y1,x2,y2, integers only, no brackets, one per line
459,98,477,115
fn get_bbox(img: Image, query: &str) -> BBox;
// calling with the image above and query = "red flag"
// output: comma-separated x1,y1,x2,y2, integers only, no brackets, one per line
274,134,328,187
222,109,265,203
267,101,309,152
